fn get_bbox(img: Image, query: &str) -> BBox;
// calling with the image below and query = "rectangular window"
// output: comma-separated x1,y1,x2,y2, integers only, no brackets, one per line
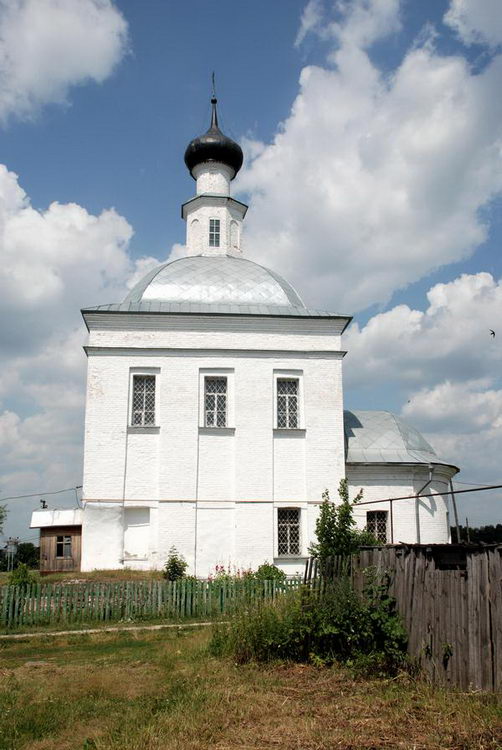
209,218,220,247
56,535,72,559
205,376,227,427
366,511,388,543
277,378,299,428
131,375,156,426
277,508,301,556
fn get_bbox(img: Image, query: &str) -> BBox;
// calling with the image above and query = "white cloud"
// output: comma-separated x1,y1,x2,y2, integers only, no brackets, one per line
402,379,502,525
0,165,133,355
344,272,502,388
238,0,502,313
444,0,502,48
296,0,401,50
0,164,158,538
295,0,324,47
327,0,401,51
0,0,128,122
402,379,502,434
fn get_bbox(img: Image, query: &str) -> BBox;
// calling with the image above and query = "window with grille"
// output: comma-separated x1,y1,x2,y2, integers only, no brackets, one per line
366,511,388,543
131,375,156,426
209,218,220,247
205,376,227,427
56,535,72,559
277,508,301,556
277,378,299,428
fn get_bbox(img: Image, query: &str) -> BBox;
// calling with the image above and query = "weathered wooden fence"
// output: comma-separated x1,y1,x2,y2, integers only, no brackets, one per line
304,545,502,692
0,578,300,630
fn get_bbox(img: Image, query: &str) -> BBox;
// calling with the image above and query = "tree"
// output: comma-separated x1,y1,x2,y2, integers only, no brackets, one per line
15,542,40,569
163,546,188,581
309,479,377,564
452,524,502,544
0,505,6,535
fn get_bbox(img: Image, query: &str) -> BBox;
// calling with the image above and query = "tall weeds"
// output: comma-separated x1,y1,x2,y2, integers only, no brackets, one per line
210,575,407,676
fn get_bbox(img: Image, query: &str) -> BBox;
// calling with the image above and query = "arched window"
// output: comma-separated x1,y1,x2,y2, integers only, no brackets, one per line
190,219,202,252
230,220,239,249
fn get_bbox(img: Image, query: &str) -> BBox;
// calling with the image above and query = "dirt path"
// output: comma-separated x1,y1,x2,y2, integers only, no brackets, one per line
0,620,218,640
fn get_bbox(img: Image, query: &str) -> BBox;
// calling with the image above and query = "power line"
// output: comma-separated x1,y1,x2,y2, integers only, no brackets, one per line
0,485,82,503
1,535,40,546
355,482,502,507
453,480,494,488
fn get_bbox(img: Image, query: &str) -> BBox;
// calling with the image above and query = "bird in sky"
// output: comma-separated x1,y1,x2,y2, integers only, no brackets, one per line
490,329,496,338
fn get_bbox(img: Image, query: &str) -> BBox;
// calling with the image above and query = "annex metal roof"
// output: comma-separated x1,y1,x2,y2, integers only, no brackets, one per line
344,410,457,469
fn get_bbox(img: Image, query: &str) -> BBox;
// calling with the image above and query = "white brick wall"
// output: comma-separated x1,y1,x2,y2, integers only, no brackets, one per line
347,464,453,544
80,313,454,574
81,313,348,573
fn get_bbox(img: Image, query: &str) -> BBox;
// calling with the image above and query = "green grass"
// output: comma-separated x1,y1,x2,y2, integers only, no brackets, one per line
0,628,501,750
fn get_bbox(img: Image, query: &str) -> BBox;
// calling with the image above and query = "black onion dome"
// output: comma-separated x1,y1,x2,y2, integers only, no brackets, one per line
184,97,243,180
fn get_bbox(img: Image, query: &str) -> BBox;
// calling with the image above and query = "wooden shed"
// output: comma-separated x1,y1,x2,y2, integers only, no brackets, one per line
39,525,82,573
30,508,83,574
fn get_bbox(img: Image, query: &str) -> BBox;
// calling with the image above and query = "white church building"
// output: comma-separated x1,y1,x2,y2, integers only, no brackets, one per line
31,96,458,575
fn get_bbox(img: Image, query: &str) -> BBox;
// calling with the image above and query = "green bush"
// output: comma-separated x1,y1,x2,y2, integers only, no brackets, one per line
8,563,38,588
251,563,286,581
309,480,379,567
210,573,407,676
163,547,188,581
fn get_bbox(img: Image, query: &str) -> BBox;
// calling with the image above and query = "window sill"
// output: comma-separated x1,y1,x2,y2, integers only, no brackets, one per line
199,426,236,435
274,555,307,561
273,428,306,435
127,426,160,434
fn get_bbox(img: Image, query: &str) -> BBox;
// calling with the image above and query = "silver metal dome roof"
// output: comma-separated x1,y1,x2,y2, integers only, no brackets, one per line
344,410,458,470
123,255,305,309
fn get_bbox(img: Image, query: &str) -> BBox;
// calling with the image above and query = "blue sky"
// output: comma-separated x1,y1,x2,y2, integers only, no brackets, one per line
1,0,501,540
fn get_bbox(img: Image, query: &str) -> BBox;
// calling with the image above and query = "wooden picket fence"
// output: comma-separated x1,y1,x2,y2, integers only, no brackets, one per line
0,578,301,630
304,545,502,692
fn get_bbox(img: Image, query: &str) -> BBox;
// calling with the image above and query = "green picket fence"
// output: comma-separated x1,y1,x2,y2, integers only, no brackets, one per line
0,578,301,629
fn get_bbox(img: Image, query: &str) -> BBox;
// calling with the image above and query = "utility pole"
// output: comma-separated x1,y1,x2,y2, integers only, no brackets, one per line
6,537,19,571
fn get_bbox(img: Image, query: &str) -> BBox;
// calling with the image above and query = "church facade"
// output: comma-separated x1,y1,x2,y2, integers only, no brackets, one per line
31,96,458,576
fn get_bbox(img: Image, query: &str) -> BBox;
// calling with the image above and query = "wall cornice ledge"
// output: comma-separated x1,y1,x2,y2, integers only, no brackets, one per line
84,346,347,359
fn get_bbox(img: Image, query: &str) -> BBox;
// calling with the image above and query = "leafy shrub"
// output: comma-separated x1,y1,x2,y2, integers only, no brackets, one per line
9,563,38,588
251,563,286,581
163,547,188,581
210,572,407,676
309,480,379,566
